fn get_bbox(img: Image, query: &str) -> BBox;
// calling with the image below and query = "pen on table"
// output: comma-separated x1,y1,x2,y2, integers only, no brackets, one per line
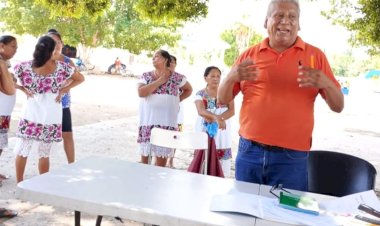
310,55,315,69
358,204,380,218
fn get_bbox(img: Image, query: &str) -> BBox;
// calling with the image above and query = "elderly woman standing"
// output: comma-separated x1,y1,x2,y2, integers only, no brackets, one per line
13,36,84,182
137,49,192,167
0,35,18,183
0,45,15,94
194,66,235,177
0,40,18,218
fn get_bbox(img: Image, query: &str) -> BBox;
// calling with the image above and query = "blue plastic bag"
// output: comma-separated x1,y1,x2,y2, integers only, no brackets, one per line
205,121,218,138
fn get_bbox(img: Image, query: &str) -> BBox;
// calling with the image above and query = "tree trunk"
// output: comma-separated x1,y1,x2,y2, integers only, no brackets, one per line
77,44,93,63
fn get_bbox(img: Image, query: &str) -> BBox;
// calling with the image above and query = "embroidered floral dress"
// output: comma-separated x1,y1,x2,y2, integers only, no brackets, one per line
137,71,186,157
13,61,74,158
194,89,233,176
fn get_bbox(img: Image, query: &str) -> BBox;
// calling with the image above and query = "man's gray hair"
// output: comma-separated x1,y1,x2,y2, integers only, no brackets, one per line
266,0,300,17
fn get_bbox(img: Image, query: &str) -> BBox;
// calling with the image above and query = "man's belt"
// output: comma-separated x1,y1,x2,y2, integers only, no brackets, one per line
250,140,284,151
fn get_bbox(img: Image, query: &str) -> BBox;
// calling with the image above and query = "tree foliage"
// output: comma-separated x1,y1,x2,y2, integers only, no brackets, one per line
330,50,356,77
0,0,205,57
101,0,180,54
33,0,208,23
330,51,380,78
35,0,110,18
134,0,208,24
220,30,239,67
221,23,263,66
322,0,380,55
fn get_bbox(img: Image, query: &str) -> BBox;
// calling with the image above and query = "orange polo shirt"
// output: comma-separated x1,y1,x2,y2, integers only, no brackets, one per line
233,37,340,151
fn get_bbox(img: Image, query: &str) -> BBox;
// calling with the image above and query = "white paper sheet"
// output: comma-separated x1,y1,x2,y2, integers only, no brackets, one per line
210,190,380,226
320,190,380,215
210,193,264,218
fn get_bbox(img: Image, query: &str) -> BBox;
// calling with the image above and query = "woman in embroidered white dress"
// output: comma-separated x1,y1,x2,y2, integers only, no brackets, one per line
194,66,235,177
14,36,84,182
137,49,192,167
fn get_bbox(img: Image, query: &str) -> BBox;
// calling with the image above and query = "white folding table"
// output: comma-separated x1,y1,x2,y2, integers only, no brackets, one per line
16,156,259,226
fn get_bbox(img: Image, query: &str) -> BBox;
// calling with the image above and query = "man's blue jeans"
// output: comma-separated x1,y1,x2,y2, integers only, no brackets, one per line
235,137,308,191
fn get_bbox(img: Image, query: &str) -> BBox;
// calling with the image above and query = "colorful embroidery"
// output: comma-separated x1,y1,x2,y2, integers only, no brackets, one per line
141,71,184,96
14,61,73,95
0,116,11,130
17,119,62,143
196,89,227,109
216,148,232,160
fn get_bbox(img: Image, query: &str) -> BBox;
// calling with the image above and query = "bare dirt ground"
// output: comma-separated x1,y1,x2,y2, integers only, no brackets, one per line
0,73,379,225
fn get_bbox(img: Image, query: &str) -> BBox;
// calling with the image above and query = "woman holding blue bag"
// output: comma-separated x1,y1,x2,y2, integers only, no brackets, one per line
193,66,235,177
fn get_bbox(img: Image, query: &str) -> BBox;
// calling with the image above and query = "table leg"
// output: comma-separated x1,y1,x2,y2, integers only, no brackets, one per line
75,211,81,226
95,215,103,226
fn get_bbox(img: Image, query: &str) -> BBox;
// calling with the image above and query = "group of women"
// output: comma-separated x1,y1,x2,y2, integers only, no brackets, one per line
137,49,235,177
0,32,84,187
2,37,235,181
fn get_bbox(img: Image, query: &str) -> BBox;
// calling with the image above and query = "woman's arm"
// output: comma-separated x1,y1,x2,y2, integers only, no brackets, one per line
195,99,217,123
138,73,169,97
0,60,15,95
56,70,84,102
63,70,85,91
138,80,164,97
179,82,192,101
195,98,235,130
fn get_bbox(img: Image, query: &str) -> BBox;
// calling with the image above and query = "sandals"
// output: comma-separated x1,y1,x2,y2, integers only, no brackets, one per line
0,174,10,187
0,174,10,180
0,208,18,218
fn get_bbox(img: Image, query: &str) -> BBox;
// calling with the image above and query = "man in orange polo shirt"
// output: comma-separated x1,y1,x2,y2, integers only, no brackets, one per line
218,0,344,191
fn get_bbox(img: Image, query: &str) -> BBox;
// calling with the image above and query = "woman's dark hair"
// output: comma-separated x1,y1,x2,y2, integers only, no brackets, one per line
32,36,56,67
204,66,221,77
157,49,171,67
62,44,71,57
47,28,63,43
47,28,58,33
62,44,77,58
69,46,77,58
0,35,16,45
170,55,177,64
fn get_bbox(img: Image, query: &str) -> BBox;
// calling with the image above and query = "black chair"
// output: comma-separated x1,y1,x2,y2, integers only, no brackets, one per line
308,150,377,197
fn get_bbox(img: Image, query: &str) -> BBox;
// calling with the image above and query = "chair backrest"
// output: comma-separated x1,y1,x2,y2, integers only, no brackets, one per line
308,150,377,197
150,127,208,150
